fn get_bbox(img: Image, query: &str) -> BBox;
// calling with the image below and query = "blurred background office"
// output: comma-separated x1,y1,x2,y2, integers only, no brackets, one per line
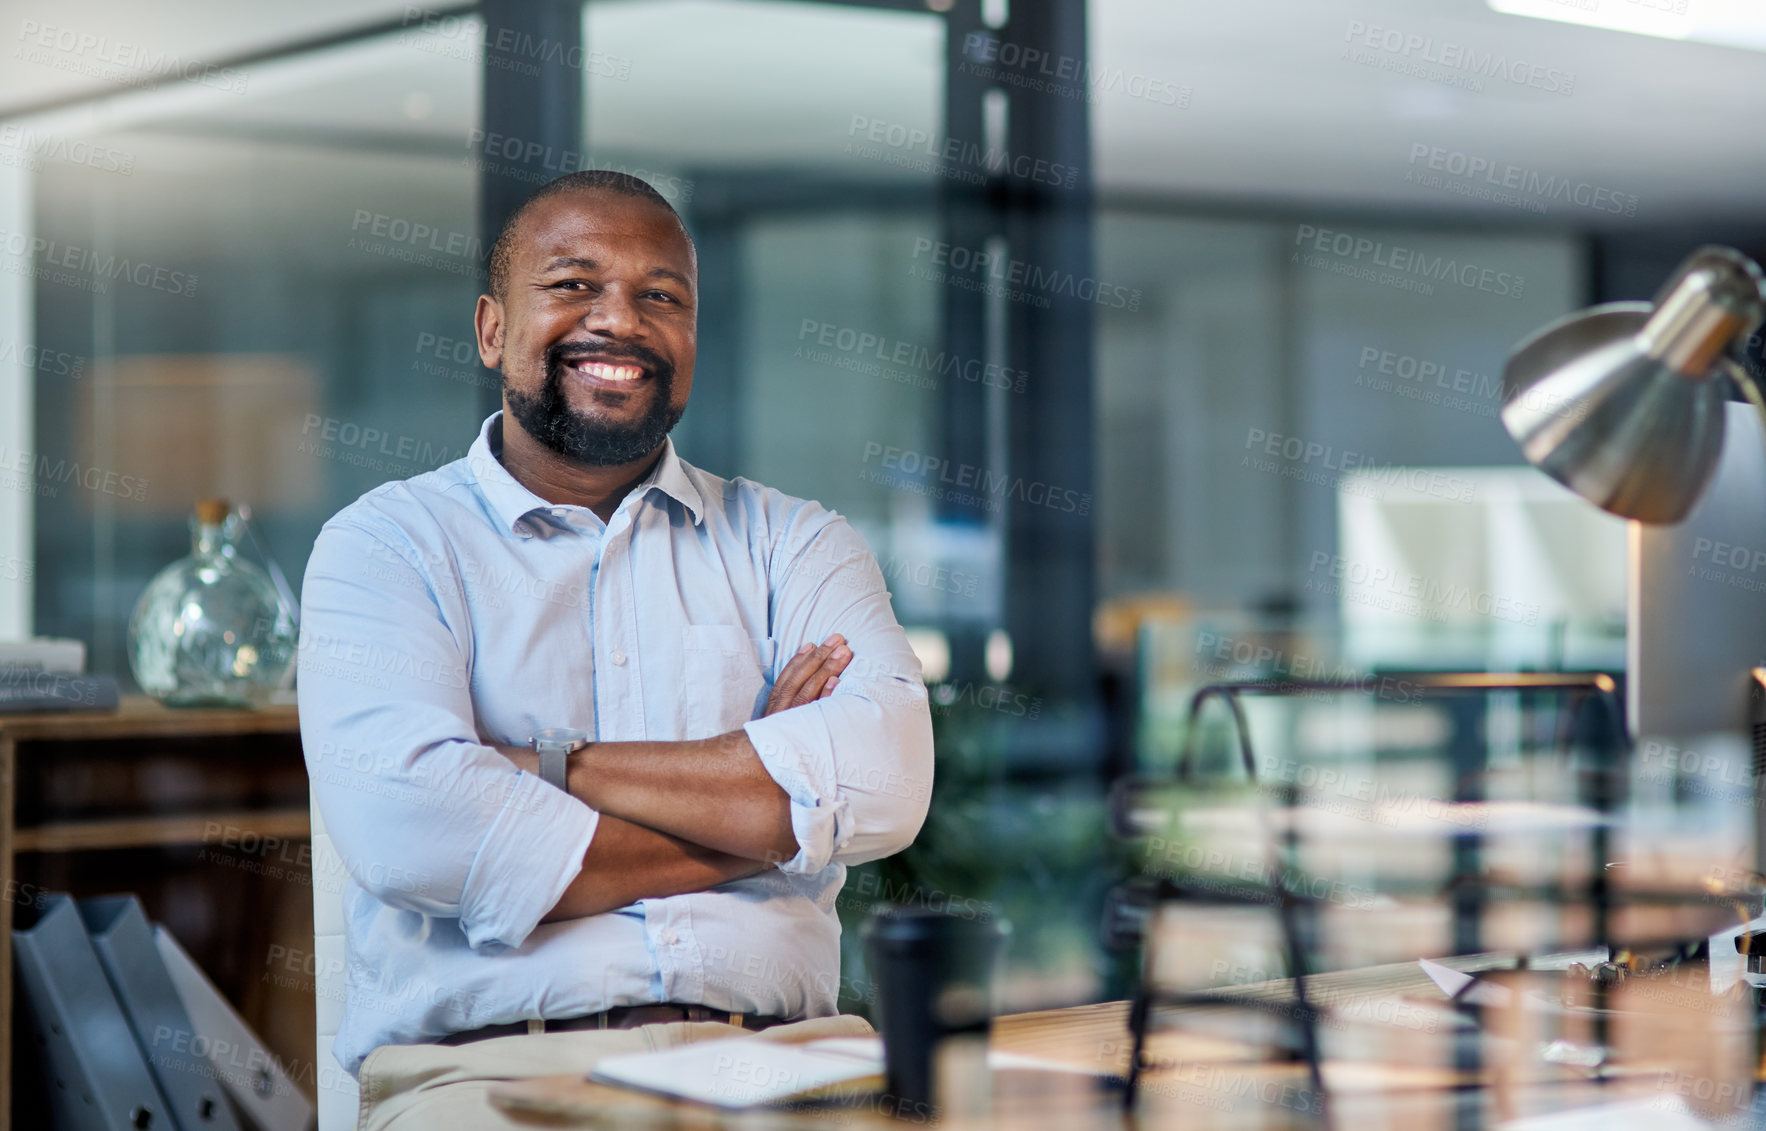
2,0,1764,1099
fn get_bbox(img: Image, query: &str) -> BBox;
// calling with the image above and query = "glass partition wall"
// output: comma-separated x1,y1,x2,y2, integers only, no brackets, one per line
22,23,485,675
9,0,1766,1091
21,0,959,682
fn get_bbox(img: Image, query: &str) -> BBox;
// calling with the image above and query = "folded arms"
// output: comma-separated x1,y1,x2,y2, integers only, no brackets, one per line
299,508,933,950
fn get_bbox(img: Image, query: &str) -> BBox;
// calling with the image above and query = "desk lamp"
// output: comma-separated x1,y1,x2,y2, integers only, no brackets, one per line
1502,246,1766,736
1501,246,1766,523
1501,245,1766,921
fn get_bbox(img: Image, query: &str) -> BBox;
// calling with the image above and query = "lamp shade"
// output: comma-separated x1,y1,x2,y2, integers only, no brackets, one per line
1501,247,1766,524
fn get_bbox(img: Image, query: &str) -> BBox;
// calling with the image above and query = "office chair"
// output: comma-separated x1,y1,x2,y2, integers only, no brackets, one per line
309,791,359,1131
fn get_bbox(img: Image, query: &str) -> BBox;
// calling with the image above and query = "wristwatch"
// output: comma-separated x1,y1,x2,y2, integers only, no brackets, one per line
530,728,589,792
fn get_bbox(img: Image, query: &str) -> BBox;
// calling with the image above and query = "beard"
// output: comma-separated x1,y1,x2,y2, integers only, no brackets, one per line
505,340,684,467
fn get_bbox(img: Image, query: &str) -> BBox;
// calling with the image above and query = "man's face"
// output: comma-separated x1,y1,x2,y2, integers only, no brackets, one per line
477,190,697,467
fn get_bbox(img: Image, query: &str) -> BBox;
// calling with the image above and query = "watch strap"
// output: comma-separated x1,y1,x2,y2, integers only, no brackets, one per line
539,746,569,792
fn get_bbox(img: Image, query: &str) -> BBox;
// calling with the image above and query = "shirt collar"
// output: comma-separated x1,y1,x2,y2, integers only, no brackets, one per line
466,412,706,534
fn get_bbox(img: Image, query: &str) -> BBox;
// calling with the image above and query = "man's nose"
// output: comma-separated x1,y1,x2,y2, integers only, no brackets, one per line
579,288,641,337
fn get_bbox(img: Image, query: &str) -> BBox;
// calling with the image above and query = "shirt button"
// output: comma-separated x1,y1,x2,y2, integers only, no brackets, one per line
610,649,627,666
658,928,678,945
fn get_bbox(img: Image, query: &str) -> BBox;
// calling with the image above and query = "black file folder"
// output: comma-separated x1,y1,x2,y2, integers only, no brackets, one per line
13,894,171,1131
81,895,241,1131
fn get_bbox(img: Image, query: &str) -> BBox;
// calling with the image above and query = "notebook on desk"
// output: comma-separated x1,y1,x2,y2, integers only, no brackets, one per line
589,1035,885,1109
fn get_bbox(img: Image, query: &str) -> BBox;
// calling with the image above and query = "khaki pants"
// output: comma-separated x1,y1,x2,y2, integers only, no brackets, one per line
356,1015,876,1130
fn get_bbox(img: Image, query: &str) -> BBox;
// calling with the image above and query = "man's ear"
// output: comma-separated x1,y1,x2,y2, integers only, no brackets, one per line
475,293,505,370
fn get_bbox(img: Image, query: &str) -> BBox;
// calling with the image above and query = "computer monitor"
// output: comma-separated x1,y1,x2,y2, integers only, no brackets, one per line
1631,399,1766,983
1629,399,1766,740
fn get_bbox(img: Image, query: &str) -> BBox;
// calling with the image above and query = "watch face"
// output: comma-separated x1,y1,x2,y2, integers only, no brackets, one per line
533,727,589,749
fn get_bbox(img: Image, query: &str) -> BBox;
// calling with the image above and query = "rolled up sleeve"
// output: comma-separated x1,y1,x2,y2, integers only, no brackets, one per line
743,507,934,875
298,516,599,950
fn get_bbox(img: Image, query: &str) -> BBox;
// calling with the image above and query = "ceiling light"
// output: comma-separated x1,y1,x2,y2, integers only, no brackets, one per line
1488,0,1766,53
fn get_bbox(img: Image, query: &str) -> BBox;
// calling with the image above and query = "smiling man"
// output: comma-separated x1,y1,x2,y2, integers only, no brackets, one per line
297,171,933,1128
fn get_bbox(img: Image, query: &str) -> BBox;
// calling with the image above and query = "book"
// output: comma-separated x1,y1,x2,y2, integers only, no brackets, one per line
81,896,243,1131
155,924,315,1131
0,636,86,674
589,1035,885,1109
0,670,119,713
14,895,173,1131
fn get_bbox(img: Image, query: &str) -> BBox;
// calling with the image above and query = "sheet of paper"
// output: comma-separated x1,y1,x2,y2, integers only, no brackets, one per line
1419,957,1514,1006
590,1036,883,1109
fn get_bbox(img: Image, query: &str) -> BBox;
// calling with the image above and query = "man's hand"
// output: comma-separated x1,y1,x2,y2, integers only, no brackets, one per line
766,634,851,716
503,631,853,773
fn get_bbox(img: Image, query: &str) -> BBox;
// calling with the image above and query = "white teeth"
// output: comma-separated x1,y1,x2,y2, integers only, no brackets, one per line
575,361,642,382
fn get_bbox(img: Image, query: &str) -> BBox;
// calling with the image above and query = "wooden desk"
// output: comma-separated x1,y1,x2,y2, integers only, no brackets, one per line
488,982,1744,1129
0,697,306,1130
487,1002,1301,1129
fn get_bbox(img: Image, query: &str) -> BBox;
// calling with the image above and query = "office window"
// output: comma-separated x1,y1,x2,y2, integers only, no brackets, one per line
1094,212,1584,610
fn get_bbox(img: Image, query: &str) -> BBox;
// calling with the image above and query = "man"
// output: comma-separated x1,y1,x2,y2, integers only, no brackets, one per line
298,170,933,1127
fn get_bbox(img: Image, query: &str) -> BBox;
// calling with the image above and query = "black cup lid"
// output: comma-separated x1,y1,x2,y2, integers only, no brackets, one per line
860,903,1009,943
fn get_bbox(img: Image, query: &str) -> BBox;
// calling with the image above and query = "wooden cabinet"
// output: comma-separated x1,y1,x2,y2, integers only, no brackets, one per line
0,698,310,1128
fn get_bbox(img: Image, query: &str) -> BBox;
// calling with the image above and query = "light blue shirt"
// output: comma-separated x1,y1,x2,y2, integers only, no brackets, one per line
298,412,933,1074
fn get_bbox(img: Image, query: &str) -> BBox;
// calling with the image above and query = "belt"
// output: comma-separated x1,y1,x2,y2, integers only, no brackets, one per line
437,1003,790,1046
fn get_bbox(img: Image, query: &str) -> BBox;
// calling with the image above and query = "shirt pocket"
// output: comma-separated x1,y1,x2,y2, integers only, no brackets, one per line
680,624,771,740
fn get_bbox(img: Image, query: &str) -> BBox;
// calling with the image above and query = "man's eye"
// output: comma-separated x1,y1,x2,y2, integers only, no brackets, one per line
646,291,679,303
551,279,592,291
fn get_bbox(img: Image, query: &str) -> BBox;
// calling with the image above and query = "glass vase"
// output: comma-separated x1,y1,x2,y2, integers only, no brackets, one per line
128,499,297,708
